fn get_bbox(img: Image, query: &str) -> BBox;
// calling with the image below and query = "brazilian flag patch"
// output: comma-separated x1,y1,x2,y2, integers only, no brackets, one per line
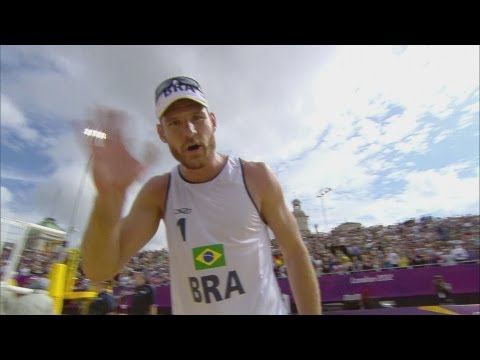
192,244,226,270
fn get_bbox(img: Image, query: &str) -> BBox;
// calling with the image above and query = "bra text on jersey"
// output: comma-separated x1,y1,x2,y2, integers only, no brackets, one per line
188,270,246,304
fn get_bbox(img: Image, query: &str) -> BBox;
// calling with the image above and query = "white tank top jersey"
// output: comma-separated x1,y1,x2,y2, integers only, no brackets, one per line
164,156,288,315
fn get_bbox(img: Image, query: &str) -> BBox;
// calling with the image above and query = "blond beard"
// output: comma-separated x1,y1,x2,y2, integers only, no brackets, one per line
169,134,216,170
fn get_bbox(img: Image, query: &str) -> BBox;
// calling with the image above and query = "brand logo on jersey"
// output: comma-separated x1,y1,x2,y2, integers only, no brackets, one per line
192,244,226,270
175,208,192,214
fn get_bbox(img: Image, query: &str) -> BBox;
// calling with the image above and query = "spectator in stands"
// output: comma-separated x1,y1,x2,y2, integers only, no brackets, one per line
129,269,157,315
387,247,400,268
321,256,331,274
361,286,371,309
398,252,409,268
451,244,469,262
439,246,455,265
351,256,363,272
433,275,454,305
88,281,117,315
16,267,31,287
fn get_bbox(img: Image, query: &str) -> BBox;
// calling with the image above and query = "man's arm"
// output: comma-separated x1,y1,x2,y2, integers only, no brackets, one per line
244,161,321,314
149,286,158,315
150,304,158,315
81,174,169,282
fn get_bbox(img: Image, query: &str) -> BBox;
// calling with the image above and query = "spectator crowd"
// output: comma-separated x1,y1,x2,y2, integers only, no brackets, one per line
2,215,478,289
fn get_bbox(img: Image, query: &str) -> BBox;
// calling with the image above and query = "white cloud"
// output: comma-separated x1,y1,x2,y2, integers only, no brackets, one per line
365,156,398,173
462,99,479,115
458,113,478,129
277,137,379,213
433,129,454,144
1,186,13,207
0,168,43,183
392,165,478,214
394,123,435,154
310,46,478,122
1,185,43,226
355,118,383,144
301,162,479,232
25,149,168,250
380,111,421,145
0,93,38,143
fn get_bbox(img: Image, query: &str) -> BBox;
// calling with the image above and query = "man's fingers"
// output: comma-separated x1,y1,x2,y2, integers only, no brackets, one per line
76,106,129,153
142,142,160,169
94,106,128,144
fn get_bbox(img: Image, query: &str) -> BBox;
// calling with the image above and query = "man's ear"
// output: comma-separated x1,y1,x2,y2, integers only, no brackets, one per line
209,112,217,132
157,122,167,143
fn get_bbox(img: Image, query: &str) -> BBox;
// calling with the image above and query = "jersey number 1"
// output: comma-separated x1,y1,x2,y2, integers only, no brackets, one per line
177,218,186,241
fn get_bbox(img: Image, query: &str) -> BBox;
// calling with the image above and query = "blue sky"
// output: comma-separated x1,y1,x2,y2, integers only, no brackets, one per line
1,45,479,249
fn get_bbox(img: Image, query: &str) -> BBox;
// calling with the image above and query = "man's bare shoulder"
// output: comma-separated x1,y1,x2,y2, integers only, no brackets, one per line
240,159,269,173
145,173,171,189
139,173,171,207
240,159,273,183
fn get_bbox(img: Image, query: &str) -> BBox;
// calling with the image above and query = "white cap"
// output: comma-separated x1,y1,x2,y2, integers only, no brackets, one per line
154,77,209,121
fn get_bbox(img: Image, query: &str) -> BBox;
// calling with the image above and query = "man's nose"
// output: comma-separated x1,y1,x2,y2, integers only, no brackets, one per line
184,120,197,135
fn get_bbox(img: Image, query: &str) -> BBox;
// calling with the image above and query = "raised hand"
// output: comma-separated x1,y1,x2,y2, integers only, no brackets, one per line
79,107,156,194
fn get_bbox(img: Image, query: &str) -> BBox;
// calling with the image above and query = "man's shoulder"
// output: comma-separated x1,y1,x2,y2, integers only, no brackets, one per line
240,159,278,186
148,172,171,185
142,173,171,195
134,173,171,213
238,159,280,204
239,158,270,175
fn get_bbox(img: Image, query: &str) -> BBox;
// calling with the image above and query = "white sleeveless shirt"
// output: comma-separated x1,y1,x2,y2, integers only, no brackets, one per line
164,156,287,315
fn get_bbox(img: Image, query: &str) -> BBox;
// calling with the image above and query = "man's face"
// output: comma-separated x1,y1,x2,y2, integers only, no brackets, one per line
157,99,217,170
134,272,146,286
